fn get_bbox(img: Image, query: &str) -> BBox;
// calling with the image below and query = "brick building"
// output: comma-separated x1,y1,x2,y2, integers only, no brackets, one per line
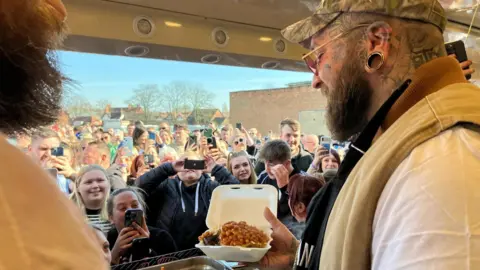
230,84,330,136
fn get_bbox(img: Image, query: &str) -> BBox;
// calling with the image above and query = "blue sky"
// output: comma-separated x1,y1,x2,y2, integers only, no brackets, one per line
58,51,312,109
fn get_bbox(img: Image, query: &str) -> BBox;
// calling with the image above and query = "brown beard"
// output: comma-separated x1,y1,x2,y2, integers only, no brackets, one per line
323,51,373,141
0,0,67,135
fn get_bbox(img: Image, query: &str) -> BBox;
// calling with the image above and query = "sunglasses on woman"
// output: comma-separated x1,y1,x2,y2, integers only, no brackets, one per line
234,138,244,145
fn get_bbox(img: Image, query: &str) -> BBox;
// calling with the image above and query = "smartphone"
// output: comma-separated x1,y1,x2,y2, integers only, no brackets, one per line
124,209,144,228
148,131,156,140
144,154,154,165
203,128,213,138
207,136,217,149
123,137,134,157
131,237,150,261
320,137,332,151
51,147,64,157
184,159,205,170
236,123,242,130
46,168,58,178
445,40,471,80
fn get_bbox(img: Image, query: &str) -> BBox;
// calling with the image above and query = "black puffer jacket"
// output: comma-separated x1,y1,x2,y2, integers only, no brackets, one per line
137,163,239,250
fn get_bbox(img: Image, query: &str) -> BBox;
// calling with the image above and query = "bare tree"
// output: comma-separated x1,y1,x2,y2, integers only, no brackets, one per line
185,85,214,124
62,92,93,118
126,84,162,122
161,82,191,124
95,99,110,113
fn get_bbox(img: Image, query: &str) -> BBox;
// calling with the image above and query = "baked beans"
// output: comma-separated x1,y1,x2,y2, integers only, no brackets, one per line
199,221,269,248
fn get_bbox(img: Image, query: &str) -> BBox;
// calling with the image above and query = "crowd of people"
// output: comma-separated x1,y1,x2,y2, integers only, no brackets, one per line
7,117,340,265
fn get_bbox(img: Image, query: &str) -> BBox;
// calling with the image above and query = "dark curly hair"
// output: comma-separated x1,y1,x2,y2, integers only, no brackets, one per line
0,0,67,134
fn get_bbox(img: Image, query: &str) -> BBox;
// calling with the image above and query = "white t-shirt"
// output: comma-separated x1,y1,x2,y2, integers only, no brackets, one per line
0,136,108,269
373,126,480,269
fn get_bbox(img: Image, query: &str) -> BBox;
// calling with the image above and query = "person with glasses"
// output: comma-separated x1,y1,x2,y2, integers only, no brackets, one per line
261,1,480,270
101,131,117,161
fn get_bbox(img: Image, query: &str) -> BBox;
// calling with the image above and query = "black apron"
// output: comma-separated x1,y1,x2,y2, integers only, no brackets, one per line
295,80,411,270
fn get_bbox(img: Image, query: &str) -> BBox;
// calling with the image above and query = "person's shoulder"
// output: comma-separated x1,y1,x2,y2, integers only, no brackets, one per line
0,138,108,269
148,226,177,253
299,149,314,160
257,171,273,184
378,125,480,221
373,126,480,269
148,226,173,238
393,125,480,179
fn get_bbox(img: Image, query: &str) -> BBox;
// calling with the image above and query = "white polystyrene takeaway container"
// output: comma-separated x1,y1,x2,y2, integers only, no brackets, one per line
195,184,278,262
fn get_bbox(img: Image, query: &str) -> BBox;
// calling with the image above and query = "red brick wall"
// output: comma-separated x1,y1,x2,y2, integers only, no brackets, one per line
230,86,328,135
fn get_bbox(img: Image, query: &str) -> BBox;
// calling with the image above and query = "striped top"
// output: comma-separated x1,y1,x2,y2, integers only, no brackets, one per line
85,209,113,233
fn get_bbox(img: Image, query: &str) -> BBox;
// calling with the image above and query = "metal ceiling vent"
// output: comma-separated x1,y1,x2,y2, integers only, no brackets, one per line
211,27,229,47
133,16,155,38
201,54,221,64
274,38,287,53
125,45,150,57
262,61,280,69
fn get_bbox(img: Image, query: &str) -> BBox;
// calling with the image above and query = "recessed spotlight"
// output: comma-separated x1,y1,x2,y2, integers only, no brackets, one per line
274,38,287,53
133,16,156,37
262,61,280,69
165,21,182,28
259,37,272,42
201,54,221,64
211,27,229,48
124,45,150,57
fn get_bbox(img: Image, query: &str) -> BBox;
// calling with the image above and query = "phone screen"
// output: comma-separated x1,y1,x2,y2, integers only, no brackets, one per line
124,209,144,228
51,147,64,157
148,132,156,140
203,128,213,138
236,123,242,130
123,137,134,156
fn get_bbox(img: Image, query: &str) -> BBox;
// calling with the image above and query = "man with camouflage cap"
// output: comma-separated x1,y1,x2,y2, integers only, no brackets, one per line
261,0,480,269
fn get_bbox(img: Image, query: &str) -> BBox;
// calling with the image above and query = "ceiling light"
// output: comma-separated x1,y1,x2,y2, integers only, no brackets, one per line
124,45,150,57
211,27,229,48
164,21,182,28
262,61,280,69
274,38,287,53
259,37,272,42
201,54,221,64
133,16,155,38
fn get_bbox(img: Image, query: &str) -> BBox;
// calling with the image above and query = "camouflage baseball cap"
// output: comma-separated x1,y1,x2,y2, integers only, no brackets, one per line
281,0,447,44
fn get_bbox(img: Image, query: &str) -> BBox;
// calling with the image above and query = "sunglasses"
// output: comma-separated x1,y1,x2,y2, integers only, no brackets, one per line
234,138,245,145
302,24,370,74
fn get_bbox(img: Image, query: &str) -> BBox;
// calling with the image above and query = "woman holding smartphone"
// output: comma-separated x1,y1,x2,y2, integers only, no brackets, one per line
107,187,177,265
307,146,341,182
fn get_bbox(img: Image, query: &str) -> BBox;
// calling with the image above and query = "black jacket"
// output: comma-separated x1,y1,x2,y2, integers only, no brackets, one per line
254,146,313,176
137,163,239,250
107,226,177,264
